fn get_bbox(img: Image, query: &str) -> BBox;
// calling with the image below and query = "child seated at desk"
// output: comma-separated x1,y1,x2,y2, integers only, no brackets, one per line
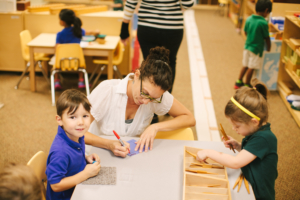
46,89,101,200
51,9,86,90
196,79,278,200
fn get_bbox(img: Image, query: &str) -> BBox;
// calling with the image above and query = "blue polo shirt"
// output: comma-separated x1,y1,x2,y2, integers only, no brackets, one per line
56,27,85,44
46,126,86,200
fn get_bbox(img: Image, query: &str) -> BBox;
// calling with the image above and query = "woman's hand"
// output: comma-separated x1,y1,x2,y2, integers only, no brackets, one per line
135,125,157,153
222,136,241,152
108,140,130,158
85,153,100,164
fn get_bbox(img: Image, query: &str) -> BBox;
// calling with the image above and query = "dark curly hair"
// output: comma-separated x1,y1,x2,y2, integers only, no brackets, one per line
59,9,83,39
139,46,173,91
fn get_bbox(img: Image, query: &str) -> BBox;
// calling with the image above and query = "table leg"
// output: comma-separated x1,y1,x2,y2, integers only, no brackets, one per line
29,47,36,92
107,51,113,79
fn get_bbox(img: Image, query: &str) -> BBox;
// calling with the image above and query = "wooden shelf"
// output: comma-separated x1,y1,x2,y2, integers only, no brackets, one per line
246,0,255,13
230,1,240,9
278,82,300,127
286,15,300,29
269,23,282,33
285,66,300,88
278,12,300,128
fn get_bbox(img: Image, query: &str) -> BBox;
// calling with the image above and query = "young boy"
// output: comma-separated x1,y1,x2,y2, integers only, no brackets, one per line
0,163,42,200
46,89,101,200
234,0,272,89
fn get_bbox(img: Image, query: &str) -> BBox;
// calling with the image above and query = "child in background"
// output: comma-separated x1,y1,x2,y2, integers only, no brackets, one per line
54,9,86,90
196,79,278,200
46,89,101,200
234,0,272,89
0,163,42,200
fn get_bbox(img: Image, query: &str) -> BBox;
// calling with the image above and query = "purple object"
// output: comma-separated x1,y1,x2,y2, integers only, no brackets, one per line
127,139,149,156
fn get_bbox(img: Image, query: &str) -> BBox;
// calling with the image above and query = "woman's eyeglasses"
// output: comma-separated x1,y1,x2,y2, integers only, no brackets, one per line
140,76,163,103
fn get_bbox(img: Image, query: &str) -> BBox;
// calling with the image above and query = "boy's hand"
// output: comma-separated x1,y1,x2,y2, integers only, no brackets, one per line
86,153,100,164
222,136,241,152
84,161,101,178
196,150,209,163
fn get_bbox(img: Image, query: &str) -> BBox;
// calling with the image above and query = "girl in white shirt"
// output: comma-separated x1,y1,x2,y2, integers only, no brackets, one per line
85,46,196,157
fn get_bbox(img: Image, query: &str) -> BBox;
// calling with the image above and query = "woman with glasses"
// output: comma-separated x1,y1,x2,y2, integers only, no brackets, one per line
84,46,196,157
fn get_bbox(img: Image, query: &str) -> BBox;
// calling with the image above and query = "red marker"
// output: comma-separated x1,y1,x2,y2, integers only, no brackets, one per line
113,130,130,154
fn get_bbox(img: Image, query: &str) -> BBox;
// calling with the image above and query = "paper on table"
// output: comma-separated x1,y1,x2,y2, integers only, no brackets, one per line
81,167,116,185
127,139,149,156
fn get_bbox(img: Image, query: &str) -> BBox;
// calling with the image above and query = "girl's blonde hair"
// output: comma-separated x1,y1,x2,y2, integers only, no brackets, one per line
225,78,269,125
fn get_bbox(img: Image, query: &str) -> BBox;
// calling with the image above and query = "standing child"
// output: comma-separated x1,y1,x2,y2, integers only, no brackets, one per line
54,9,86,90
196,79,278,200
234,0,272,89
46,89,101,200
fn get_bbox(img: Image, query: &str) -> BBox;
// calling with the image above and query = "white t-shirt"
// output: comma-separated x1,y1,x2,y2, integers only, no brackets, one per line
87,73,174,137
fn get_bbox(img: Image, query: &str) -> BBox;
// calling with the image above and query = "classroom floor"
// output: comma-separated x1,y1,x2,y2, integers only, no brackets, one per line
0,8,299,200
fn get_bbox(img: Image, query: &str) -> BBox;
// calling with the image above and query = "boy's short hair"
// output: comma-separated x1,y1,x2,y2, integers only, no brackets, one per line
0,163,42,200
56,89,91,117
256,0,272,13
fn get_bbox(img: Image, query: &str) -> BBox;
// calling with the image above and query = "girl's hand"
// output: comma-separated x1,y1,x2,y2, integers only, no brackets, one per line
196,150,209,163
83,161,101,178
135,125,157,153
86,153,100,164
222,136,241,152
108,140,130,158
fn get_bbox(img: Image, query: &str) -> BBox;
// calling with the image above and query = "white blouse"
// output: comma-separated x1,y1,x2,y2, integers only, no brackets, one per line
87,73,174,137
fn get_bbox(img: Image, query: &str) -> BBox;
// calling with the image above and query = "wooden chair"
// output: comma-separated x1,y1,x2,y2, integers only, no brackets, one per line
51,43,90,106
90,41,124,89
15,30,50,89
155,127,194,141
27,151,47,200
218,0,229,17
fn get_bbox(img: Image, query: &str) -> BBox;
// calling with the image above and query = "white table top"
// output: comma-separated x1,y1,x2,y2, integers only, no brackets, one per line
27,33,120,50
71,137,255,200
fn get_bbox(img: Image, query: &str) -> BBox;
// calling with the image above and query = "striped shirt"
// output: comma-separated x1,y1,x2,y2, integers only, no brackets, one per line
124,0,194,30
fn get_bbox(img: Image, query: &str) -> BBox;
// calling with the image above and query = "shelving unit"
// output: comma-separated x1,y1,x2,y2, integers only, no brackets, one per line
278,15,300,127
229,0,242,25
241,0,255,39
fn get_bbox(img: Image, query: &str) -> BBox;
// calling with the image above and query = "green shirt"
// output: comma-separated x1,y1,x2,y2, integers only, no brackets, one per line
244,14,269,57
241,123,278,200
113,0,123,11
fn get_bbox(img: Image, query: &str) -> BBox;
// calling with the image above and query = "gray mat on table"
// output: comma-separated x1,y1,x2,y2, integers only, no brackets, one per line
82,167,116,185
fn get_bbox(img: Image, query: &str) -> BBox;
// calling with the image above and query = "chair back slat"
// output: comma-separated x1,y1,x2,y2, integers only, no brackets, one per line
54,44,86,71
27,151,47,200
20,30,32,61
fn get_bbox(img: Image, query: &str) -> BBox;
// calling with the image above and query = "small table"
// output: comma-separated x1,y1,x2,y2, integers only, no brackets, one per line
71,137,255,200
27,33,120,92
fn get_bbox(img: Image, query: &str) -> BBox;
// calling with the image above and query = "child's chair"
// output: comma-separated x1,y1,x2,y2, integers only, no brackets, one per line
155,127,194,141
218,0,229,17
27,151,47,200
90,41,125,89
51,43,90,106
15,30,50,90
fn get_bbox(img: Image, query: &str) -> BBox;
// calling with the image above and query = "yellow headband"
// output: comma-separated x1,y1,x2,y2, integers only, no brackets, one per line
230,97,260,121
